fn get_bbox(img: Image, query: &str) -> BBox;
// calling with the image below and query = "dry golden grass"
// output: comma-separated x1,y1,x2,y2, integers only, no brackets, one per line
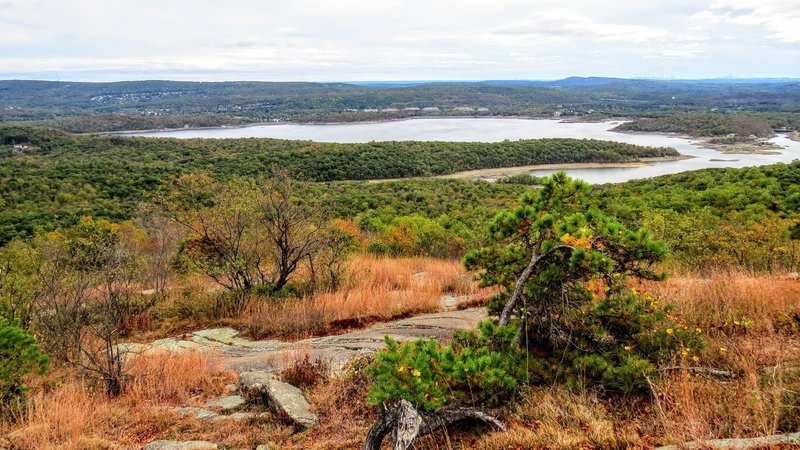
1,351,291,450
6,265,800,450
474,387,636,450
245,255,491,339
643,270,800,334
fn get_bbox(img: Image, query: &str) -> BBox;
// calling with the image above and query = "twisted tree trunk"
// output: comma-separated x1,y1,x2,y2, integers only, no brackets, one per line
364,400,505,450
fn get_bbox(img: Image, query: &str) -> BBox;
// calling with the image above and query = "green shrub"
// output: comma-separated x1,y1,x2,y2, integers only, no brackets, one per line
366,240,391,256
0,318,49,414
464,173,702,394
366,321,527,412
515,290,704,393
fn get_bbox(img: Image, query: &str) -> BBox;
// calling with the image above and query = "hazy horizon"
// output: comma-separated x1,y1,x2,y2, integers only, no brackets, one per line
2,0,798,82
3,76,800,85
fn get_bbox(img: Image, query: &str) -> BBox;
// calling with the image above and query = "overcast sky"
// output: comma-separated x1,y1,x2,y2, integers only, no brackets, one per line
1,0,799,82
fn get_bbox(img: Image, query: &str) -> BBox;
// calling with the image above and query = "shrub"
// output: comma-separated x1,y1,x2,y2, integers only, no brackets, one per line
464,173,701,394
366,321,527,412
279,354,331,390
0,318,49,414
366,240,391,256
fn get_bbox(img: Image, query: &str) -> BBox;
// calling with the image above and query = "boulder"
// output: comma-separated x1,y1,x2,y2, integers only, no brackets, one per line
144,440,218,450
239,370,319,429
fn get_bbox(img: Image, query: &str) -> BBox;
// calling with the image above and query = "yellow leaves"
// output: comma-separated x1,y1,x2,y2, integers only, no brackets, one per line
561,233,592,250
666,328,674,335
397,366,422,377
623,345,632,351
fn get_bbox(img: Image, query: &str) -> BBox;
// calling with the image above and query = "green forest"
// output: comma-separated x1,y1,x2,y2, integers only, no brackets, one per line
0,126,675,244
2,123,799,273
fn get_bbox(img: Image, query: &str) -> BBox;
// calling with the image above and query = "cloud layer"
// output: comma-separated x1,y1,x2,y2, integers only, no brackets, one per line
0,0,798,81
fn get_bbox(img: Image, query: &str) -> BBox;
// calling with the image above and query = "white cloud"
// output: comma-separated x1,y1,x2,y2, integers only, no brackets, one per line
0,0,797,80
708,0,800,42
494,11,667,43
649,43,706,58
676,34,710,41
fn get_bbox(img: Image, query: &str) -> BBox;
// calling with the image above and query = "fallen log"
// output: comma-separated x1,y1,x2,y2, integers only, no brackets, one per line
363,399,505,450
654,431,800,450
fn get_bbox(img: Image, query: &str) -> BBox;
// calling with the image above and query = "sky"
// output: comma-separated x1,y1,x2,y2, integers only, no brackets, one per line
1,0,799,82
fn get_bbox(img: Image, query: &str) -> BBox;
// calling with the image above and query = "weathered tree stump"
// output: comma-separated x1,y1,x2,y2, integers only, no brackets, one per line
364,399,505,450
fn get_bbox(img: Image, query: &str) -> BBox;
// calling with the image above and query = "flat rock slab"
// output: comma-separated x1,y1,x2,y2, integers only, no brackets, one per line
228,307,487,374
122,307,486,376
144,441,218,450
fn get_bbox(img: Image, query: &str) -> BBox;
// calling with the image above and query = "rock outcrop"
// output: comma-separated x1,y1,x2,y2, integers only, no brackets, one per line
240,370,319,429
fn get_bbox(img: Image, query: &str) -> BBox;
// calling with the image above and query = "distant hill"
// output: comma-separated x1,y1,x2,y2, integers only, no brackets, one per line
2,77,800,132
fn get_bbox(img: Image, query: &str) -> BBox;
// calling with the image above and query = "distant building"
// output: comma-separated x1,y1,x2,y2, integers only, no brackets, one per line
453,107,474,112
422,107,440,112
403,107,420,111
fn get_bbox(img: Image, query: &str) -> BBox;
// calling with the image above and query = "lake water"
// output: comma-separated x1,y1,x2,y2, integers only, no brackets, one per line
126,118,800,184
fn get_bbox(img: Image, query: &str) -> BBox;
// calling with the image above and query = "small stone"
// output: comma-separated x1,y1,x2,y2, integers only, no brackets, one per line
410,272,428,286
204,395,246,412
172,406,218,421
224,383,238,393
210,412,261,422
256,445,270,450
144,440,218,450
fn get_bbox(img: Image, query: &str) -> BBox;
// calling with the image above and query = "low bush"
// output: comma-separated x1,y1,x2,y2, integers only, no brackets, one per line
278,354,330,390
0,318,49,415
366,321,527,411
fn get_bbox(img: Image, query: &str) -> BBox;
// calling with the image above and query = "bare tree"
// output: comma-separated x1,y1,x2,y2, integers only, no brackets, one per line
256,170,328,291
136,206,184,296
160,172,340,295
32,219,145,396
159,174,264,292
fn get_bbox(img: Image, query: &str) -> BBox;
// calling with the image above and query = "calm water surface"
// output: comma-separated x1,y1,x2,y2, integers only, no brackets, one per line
126,118,800,184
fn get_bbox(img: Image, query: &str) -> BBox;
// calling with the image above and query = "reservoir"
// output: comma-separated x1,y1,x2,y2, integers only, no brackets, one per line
125,118,800,184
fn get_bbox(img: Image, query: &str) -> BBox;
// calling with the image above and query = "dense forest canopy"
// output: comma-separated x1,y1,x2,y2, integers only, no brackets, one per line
614,114,776,138
1,121,799,271
0,126,674,244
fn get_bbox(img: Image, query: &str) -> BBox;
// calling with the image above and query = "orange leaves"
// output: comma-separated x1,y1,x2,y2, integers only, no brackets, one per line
561,233,593,250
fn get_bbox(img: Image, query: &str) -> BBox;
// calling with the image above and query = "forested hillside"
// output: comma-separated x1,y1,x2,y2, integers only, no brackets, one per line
3,79,800,132
0,126,674,244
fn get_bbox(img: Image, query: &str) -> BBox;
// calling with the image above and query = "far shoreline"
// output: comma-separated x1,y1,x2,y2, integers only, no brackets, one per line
438,156,692,180
100,115,626,137
366,156,691,183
